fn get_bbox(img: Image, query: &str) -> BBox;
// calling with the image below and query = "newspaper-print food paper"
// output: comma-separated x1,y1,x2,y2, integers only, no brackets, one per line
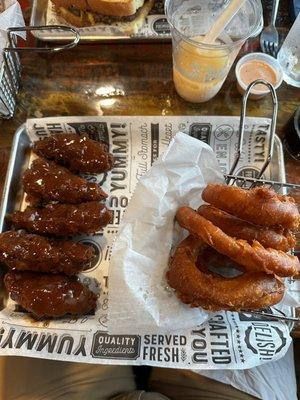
0,116,297,374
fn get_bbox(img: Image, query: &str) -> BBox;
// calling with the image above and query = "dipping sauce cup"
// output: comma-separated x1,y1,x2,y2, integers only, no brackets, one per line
165,0,263,103
236,53,283,99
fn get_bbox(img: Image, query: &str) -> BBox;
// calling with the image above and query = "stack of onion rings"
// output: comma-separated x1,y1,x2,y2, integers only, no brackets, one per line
167,183,300,311
202,184,299,229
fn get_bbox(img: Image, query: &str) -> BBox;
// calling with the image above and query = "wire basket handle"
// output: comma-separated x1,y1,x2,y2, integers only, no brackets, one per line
242,308,300,324
4,25,80,53
0,25,80,119
227,79,278,184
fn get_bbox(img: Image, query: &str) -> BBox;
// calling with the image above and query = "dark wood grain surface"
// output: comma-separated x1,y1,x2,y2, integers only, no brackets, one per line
1,42,300,168
0,1,300,334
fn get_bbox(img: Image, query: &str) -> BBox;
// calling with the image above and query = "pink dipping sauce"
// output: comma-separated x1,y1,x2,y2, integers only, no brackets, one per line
239,60,277,91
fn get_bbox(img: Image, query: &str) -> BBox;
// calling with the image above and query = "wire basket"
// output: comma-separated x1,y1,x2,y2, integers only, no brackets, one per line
225,80,300,325
0,25,80,119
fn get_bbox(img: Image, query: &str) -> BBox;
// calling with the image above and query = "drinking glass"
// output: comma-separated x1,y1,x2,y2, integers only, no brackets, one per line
277,13,300,88
165,0,263,103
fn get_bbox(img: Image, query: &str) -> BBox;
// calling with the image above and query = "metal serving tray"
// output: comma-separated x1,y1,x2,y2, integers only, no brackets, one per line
0,124,29,232
30,0,171,42
0,121,299,328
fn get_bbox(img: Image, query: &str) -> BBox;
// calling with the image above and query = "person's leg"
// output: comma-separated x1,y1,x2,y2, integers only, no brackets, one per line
112,391,169,400
148,368,259,400
0,356,136,400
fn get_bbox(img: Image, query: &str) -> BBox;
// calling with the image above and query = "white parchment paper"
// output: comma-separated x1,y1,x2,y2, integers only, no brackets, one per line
0,1,24,34
109,132,224,333
200,342,297,400
0,0,25,51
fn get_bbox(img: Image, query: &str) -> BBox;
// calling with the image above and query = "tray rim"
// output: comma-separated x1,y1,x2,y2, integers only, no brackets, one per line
0,123,26,232
0,121,296,331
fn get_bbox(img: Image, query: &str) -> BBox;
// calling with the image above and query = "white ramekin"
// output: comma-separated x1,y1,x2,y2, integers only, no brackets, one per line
235,52,283,99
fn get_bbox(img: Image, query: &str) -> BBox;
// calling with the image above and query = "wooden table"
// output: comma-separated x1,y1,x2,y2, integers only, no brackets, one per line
0,1,299,334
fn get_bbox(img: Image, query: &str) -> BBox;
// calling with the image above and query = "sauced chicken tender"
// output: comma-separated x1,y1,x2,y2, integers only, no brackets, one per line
11,202,112,236
0,231,94,275
23,157,107,205
5,271,97,317
33,134,114,174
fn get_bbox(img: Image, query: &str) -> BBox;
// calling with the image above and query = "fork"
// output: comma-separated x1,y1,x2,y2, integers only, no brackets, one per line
260,0,280,57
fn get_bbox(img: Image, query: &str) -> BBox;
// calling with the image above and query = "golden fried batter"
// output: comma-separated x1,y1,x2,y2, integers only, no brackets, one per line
198,204,296,251
176,206,300,277
167,236,285,311
202,184,299,230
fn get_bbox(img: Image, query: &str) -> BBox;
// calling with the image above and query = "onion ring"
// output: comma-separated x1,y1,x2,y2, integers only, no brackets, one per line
167,236,285,311
202,184,300,230
176,206,300,277
198,204,296,252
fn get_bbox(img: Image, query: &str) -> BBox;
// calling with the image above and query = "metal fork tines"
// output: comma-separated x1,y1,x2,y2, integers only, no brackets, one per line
260,0,280,57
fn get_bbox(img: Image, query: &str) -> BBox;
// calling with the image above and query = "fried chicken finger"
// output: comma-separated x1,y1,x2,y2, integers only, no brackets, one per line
4,271,98,318
10,202,112,236
33,134,114,174
23,158,107,205
0,231,94,275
